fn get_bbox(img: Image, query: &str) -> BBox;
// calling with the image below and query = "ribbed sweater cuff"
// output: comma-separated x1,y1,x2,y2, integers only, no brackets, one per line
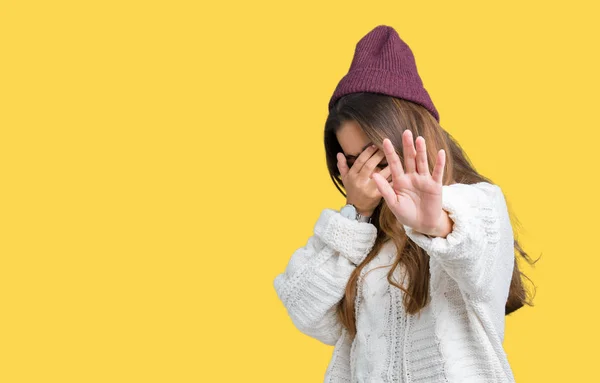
314,208,378,265
402,183,499,262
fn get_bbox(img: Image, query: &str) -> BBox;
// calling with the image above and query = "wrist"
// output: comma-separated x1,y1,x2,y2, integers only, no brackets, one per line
357,208,374,218
429,209,453,238
345,200,373,217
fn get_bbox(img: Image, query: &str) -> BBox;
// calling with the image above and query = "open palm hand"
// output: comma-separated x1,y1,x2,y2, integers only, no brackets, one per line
371,130,447,235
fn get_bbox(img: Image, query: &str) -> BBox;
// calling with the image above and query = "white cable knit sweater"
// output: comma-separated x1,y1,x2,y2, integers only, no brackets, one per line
273,182,516,383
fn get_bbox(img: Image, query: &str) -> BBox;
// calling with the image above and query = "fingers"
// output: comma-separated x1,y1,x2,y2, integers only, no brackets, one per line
371,164,393,183
361,149,386,176
350,144,379,175
402,130,417,173
336,152,349,178
382,138,404,184
415,136,431,176
431,149,446,184
372,172,397,209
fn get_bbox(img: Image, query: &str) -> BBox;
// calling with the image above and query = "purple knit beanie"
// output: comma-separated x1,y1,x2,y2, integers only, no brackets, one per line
328,25,439,122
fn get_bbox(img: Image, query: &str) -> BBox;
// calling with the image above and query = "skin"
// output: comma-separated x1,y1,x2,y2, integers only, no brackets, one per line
336,120,393,217
336,121,453,238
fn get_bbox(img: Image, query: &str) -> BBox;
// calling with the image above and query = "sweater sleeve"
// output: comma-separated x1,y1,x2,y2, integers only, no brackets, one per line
402,182,514,301
273,208,378,345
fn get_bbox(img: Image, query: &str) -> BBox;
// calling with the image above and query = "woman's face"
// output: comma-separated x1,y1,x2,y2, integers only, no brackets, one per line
335,120,388,171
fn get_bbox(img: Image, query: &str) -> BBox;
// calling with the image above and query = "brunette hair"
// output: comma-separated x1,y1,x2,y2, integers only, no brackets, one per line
324,92,539,338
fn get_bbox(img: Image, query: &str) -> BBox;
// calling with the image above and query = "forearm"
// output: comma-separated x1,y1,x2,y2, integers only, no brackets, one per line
273,237,354,345
401,182,513,299
273,208,378,345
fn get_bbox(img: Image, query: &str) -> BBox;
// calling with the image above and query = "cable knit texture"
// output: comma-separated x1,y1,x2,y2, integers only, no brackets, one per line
273,182,516,382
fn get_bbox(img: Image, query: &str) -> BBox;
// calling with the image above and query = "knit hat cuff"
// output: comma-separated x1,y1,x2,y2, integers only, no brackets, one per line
329,68,439,122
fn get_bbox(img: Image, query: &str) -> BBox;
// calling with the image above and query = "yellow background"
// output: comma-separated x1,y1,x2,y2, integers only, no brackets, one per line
1,1,598,381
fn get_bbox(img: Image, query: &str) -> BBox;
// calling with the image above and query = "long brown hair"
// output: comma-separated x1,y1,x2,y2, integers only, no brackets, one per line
324,92,539,338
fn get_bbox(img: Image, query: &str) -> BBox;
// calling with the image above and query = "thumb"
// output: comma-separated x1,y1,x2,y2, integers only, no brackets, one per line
336,152,349,178
372,172,397,209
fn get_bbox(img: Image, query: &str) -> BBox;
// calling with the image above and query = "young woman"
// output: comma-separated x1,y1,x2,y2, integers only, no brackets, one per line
273,25,536,383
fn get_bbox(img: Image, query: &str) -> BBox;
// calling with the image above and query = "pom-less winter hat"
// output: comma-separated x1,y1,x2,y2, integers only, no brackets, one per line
328,25,440,122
